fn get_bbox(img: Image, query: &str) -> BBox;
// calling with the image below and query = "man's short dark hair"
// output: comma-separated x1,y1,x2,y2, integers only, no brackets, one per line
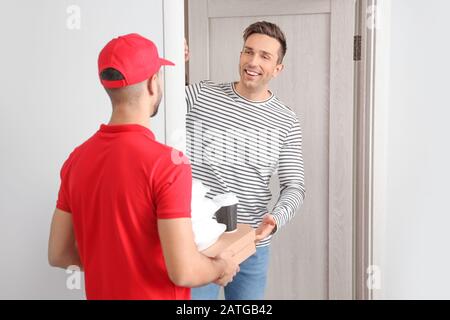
100,68,137,105
100,68,125,81
243,21,287,64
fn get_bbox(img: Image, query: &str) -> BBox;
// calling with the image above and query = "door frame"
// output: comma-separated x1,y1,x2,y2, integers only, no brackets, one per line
354,0,391,300
162,0,187,150
354,0,376,301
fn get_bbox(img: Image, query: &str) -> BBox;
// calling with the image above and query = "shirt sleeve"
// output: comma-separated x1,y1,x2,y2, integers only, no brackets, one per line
153,152,192,219
271,119,306,231
185,82,203,114
56,156,72,213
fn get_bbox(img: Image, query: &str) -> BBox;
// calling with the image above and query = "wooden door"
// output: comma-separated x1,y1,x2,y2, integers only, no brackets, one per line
188,0,355,299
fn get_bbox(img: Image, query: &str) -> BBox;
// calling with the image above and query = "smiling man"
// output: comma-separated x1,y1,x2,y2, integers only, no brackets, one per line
186,21,306,300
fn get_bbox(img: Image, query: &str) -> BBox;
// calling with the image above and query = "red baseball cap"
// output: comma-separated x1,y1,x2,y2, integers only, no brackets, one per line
98,33,174,88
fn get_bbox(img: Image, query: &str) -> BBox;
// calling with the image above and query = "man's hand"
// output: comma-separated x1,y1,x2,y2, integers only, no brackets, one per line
213,250,239,287
184,38,190,62
255,214,277,244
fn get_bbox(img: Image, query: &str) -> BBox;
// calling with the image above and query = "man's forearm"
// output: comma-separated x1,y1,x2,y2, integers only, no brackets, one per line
179,252,225,288
271,184,305,230
49,248,83,271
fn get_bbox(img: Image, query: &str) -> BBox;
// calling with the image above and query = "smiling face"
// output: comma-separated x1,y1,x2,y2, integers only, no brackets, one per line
238,33,284,94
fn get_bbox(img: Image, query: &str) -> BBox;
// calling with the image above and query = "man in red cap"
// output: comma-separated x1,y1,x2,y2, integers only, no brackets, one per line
48,33,238,300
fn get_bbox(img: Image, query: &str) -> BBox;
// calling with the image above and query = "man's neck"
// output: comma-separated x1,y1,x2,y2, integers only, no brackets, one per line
234,81,271,102
108,105,150,128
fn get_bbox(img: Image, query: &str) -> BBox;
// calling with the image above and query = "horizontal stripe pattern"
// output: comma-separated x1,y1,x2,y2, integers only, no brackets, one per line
186,81,305,247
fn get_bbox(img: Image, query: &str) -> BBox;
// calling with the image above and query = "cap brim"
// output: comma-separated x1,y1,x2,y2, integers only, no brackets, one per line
159,58,175,66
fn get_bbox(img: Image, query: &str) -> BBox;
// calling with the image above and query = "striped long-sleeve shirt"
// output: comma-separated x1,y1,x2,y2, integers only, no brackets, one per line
185,81,305,247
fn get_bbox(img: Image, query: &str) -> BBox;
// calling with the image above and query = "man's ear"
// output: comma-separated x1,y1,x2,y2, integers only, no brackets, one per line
147,73,159,96
272,64,284,79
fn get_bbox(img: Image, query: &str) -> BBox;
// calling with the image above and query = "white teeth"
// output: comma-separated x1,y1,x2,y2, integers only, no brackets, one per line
246,70,259,76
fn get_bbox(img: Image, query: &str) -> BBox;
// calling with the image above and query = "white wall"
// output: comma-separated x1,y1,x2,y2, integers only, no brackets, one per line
376,0,450,299
0,0,184,299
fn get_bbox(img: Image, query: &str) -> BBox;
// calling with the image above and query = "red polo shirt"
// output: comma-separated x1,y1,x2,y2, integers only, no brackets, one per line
56,124,191,300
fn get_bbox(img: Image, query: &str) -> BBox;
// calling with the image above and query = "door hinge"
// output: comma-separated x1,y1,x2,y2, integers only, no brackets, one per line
354,35,362,61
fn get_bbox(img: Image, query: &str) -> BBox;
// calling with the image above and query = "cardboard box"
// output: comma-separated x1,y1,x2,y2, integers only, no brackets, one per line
201,224,256,265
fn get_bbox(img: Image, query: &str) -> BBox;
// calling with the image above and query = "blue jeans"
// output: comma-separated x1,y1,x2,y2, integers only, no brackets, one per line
192,246,270,300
